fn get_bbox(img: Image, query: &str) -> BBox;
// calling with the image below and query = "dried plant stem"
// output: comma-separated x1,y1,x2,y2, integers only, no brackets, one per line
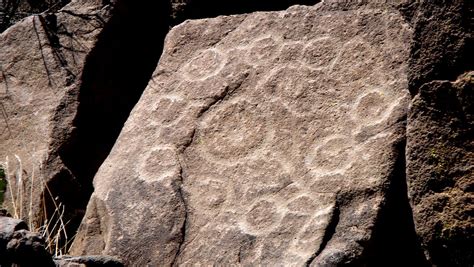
2,155,71,257
5,156,19,218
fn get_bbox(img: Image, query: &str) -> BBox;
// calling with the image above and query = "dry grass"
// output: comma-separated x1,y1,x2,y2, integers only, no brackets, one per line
0,155,73,257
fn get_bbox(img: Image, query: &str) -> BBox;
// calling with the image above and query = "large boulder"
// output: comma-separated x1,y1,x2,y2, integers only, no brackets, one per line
0,216,123,267
0,0,172,244
0,0,112,228
0,216,55,267
71,3,414,265
404,2,473,266
407,72,473,266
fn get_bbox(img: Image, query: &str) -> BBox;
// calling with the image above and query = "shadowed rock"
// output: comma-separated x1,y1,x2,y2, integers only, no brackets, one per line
407,72,474,266
0,0,171,249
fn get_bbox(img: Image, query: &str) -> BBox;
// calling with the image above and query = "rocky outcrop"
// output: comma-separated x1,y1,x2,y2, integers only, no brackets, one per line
1,216,55,266
70,3,415,265
403,2,473,266
0,0,69,32
0,0,172,245
0,0,113,236
1,0,471,265
407,72,473,266
0,216,123,267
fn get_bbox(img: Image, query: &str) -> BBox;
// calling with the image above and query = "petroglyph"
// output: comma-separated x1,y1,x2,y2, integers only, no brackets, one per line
139,146,180,183
173,18,409,263
305,134,354,174
197,100,270,160
79,5,413,266
182,48,226,81
302,36,339,69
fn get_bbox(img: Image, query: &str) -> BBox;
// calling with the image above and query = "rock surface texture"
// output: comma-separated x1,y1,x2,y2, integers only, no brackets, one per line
0,0,172,243
71,3,414,265
403,2,473,266
0,0,113,233
407,72,473,266
0,216,55,267
0,216,123,267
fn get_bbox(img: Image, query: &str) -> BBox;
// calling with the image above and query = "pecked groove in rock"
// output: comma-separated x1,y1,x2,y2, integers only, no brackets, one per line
73,2,414,265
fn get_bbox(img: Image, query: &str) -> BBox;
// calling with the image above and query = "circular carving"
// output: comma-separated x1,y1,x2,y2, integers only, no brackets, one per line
260,66,321,114
287,196,318,215
305,135,353,173
278,42,304,62
197,101,267,159
182,49,225,81
302,37,338,68
140,147,179,182
151,97,186,126
353,91,388,124
247,37,280,63
245,200,279,231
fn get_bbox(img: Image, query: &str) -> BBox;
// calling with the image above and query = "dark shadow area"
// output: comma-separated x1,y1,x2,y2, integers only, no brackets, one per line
400,1,474,95
45,0,172,248
363,140,429,266
1,0,70,32
175,0,319,24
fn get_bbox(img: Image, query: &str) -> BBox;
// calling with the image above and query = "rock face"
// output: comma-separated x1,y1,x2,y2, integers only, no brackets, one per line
0,0,112,231
0,0,172,244
0,216,123,267
0,216,55,267
71,3,413,265
403,2,473,266
0,0,69,32
407,72,473,266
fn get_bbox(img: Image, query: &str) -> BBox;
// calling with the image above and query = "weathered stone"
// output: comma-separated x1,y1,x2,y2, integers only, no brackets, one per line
55,255,123,267
0,0,172,246
71,3,413,265
0,216,121,267
0,216,27,234
401,1,473,95
0,0,112,235
0,0,70,32
407,71,474,266
0,216,28,265
5,229,55,267
0,217,56,267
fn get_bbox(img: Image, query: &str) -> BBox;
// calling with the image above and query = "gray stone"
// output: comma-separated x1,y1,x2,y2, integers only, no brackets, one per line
0,217,55,267
55,255,123,267
71,2,412,265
